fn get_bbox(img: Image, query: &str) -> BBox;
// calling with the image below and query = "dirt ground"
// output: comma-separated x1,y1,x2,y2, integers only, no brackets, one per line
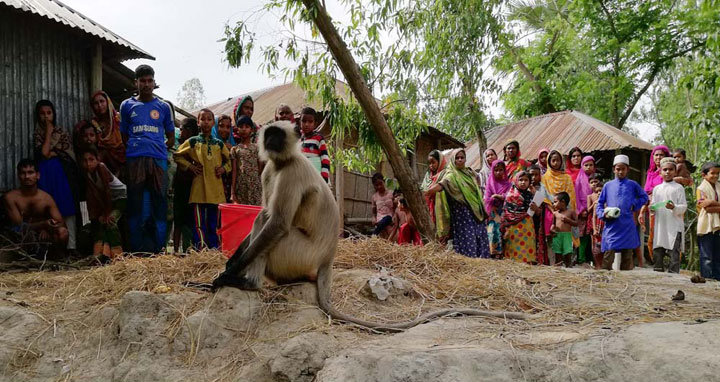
0,240,718,382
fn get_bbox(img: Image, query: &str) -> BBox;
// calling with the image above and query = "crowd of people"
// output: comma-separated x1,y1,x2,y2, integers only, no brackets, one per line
372,141,720,280
3,64,720,281
2,65,331,263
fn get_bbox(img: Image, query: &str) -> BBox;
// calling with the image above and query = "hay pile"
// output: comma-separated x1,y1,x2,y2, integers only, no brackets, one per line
0,239,718,336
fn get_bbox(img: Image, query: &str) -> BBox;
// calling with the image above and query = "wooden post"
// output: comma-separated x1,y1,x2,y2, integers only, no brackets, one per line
335,134,345,233
91,43,103,93
300,0,436,240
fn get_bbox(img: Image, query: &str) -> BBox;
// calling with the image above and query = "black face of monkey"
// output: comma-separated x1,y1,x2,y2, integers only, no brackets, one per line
263,125,286,153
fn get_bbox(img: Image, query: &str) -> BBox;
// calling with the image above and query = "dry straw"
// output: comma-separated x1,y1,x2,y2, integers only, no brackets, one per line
0,239,718,336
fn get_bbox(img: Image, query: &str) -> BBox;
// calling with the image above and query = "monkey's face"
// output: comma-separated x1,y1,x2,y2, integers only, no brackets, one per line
259,121,298,162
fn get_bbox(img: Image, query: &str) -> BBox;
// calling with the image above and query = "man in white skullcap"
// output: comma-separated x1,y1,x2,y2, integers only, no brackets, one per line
596,154,649,270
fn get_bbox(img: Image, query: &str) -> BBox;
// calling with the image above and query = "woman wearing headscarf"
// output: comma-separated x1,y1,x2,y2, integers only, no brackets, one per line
476,148,497,194
565,147,583,183
212,114,235,202
421,150,448,222
426,149,490,258
542,150,578,263
33,99,79,251
641,145,671,262
484,159,512,257
575,156,596,264
537,148,549,174
503,140,531,179
233,95,259,142
85,91,126,176
501,171,537,263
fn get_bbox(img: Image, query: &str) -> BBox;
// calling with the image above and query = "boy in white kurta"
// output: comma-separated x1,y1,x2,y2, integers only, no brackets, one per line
651,158,687,273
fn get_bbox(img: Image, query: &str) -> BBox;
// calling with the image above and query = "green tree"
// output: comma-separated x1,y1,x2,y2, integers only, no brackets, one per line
221,0,507,239
497,0,705,130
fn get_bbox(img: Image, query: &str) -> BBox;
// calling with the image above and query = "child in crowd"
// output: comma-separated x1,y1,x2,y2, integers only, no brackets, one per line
371,173,395,236
275,103,295,122
78,124,121,177
597,155,648,271
529,164,551,265
172,118,198,253
230,116,263,206
672,148,695,187
213,114,235,202
484,160,511,258
542,150,577,263
388,190,405,242
696,162,720,279
80,146,126,261
299,107,331,183
174,109,231,249
587,174,604,269
551,192,578,267
650,158,687,273
233,95,259,143
575,156,596,264
501,171,538,263
396,198,422,246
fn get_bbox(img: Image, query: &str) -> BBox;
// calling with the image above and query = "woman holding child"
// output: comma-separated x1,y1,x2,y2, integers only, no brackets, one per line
427,149,490,258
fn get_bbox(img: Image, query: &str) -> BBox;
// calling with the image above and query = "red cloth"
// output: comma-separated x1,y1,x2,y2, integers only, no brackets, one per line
397,223,422,246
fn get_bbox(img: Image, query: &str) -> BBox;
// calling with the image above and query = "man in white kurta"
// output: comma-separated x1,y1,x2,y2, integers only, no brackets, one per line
651,158,687,273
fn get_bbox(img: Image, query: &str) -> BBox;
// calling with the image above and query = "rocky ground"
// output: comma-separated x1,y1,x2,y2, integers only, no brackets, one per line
0,242,719,382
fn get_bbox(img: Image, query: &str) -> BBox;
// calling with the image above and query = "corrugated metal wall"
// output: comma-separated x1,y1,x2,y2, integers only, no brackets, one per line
0,10,90,191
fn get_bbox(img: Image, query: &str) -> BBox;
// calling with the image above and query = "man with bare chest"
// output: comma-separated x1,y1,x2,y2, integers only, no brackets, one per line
3,159,68,257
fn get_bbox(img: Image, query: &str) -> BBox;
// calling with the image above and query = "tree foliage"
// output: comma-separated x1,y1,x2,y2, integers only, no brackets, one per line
646,0,720,166
497,0,705,130
220,0,504,172
176,78,207,112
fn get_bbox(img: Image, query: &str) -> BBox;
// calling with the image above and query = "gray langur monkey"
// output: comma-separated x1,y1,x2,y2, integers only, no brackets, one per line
212,121,528,332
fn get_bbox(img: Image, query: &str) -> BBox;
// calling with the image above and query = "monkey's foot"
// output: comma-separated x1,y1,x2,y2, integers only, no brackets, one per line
211,273,259,292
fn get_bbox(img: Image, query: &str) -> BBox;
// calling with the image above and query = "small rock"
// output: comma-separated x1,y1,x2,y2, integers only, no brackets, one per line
363,268,414,301
672,290,685,301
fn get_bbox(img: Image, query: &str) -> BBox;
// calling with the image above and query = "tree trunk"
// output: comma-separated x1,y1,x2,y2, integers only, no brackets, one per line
299,0,436,240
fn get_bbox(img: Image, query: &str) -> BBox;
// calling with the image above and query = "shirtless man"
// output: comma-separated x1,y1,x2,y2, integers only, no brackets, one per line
3,159,68,256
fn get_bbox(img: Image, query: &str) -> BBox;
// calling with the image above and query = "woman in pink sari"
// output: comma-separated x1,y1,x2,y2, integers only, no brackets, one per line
575,156,596,264
642,145,671,262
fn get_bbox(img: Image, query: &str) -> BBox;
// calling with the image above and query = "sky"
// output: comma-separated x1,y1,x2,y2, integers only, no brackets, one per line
62,0,658,142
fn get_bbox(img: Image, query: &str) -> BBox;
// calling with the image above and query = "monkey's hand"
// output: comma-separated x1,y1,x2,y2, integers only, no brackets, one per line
212,273,258,292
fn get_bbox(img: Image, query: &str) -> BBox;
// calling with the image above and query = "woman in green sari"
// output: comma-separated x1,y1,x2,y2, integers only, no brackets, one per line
425,149,491,258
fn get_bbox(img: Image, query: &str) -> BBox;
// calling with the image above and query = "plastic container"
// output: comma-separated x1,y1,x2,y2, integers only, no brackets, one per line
219,203,263,258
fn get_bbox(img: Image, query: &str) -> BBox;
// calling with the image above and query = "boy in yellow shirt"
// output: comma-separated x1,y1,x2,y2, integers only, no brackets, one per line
173,109,230,249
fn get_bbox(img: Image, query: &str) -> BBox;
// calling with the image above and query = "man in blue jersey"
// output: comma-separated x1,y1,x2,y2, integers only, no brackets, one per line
119,65,175,253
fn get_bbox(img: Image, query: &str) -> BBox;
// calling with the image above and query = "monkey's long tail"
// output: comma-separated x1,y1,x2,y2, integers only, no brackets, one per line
315,263,530,333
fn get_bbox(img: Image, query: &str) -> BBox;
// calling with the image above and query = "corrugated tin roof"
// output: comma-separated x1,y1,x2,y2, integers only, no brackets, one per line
1,0,153,60
202,81,351,124
202,81,464,147
466,110,654,170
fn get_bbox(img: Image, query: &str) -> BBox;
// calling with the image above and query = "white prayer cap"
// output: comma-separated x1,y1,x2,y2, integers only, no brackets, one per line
613,155,629,166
